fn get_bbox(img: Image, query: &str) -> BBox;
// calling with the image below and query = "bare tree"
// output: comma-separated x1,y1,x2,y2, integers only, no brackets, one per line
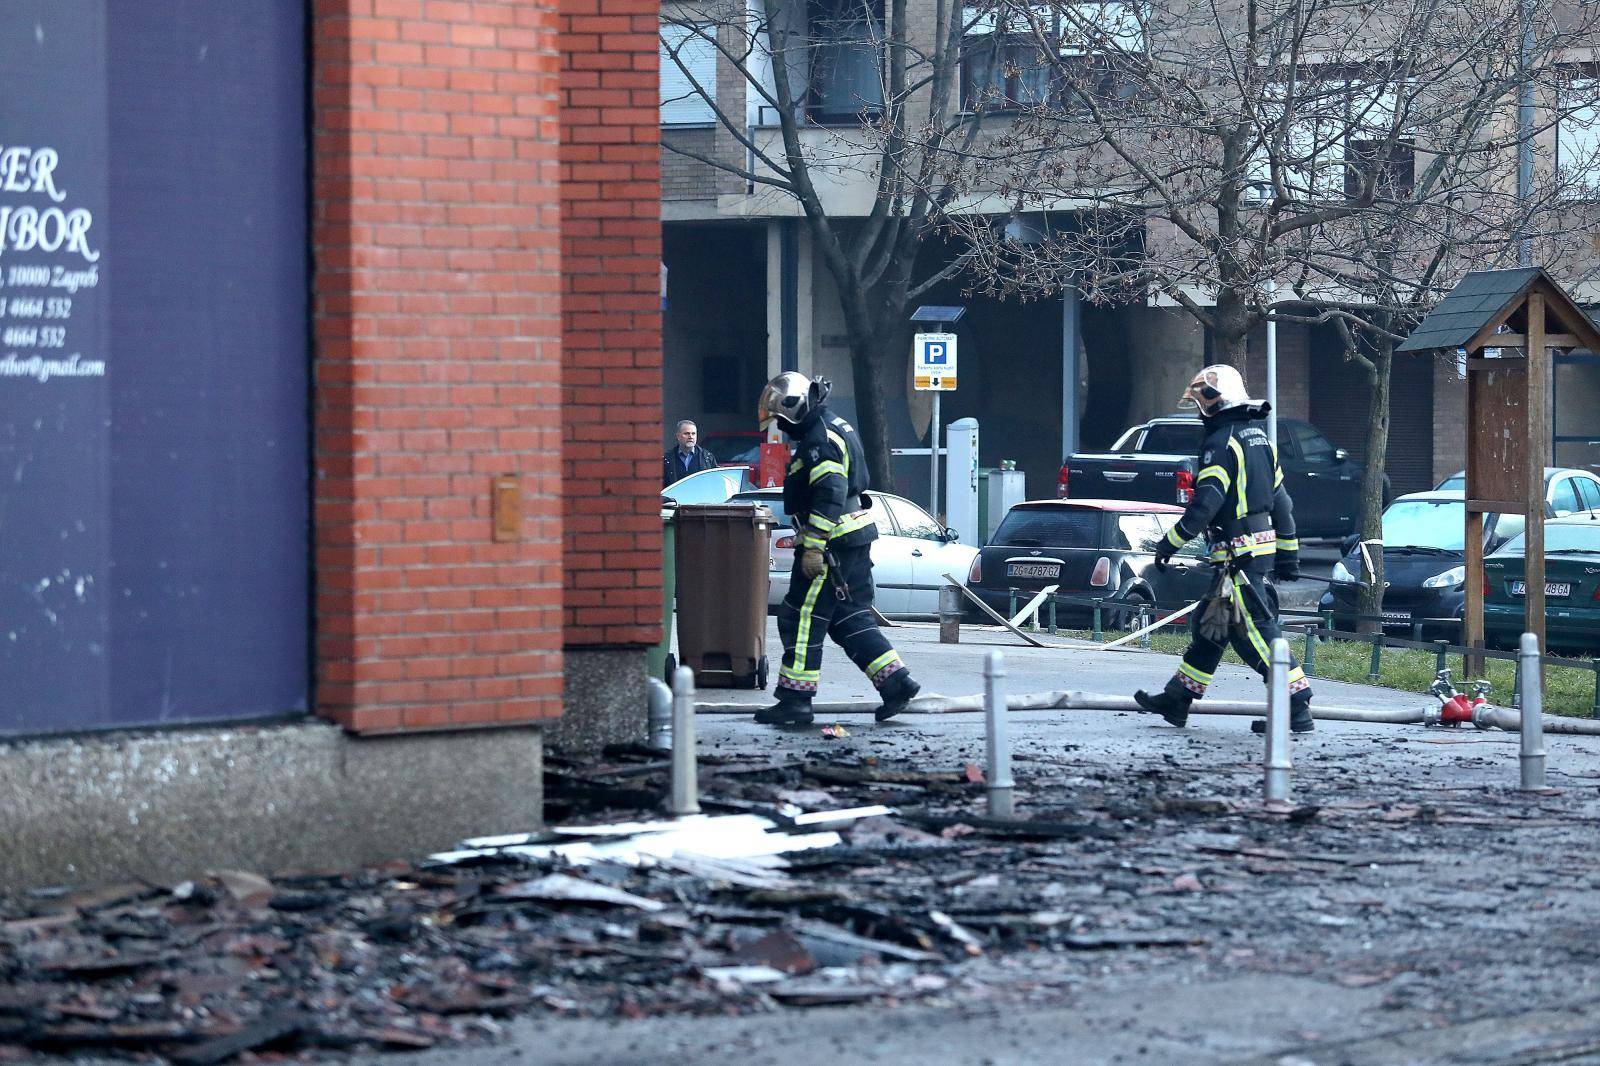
941,0,1598,624
661,0,994,487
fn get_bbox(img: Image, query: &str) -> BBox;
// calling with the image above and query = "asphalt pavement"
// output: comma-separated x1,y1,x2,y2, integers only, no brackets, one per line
345,619,1600,1066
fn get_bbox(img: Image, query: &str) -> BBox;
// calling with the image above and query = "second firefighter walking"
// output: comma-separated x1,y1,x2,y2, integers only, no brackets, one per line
1133,364,1315,733
756,372,921,728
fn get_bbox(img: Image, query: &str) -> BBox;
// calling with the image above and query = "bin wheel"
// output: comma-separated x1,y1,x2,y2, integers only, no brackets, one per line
664,653,677,682
754,656,769,690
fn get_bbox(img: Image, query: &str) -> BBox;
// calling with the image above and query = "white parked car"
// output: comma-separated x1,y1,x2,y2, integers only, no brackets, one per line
662,466,756,506
730,488,978,616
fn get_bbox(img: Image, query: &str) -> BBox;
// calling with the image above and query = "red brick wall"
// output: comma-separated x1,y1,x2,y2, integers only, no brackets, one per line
559,0,664,647
311,0,565,733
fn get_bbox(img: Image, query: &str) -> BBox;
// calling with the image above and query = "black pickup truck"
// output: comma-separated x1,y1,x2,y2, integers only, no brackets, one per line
1055,415,1376,538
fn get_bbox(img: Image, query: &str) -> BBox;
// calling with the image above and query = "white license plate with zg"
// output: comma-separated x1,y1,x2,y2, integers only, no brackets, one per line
1008,562,1061,579
1511,581,1571,598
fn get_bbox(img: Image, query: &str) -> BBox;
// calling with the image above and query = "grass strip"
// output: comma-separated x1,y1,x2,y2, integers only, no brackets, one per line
1051,626,1600,718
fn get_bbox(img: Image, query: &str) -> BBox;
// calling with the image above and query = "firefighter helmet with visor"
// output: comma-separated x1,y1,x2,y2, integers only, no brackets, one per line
1179,364,1251,416
758,371,831,430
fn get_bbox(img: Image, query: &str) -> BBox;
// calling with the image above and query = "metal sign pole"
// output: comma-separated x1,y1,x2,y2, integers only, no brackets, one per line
931,391,941,519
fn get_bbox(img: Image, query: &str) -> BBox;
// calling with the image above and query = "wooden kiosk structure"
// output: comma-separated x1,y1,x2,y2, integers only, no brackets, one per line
1396,268,1600,659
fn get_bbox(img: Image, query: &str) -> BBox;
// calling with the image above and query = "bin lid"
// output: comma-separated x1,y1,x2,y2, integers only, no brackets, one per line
671,502,775,526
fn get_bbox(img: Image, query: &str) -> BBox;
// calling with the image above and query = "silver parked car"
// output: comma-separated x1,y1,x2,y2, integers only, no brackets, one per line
730,488,978,616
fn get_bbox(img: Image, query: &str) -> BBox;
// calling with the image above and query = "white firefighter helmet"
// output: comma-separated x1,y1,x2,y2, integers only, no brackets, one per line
1179,364,1251,415
757,371,831,429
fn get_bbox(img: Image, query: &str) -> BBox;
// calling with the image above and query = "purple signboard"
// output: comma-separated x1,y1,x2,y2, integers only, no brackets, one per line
0,1,308,734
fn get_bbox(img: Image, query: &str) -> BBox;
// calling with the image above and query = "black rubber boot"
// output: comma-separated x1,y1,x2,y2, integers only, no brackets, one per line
1290,692,1315,733
755,694,815,727
1134,688,1191,727
1250,694,1315,735
874,671,921,722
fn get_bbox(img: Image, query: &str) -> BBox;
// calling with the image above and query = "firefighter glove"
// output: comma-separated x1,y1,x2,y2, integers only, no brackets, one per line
1153,540,1177,573
1274,554,1300,581
799,547,826,580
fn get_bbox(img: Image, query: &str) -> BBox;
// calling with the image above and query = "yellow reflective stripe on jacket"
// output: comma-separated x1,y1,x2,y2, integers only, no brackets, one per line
828,510,875,540
809,460,845,484
1166,524,1187,548
1197,464,1230,490
826,429,850,480
1228,437,1248,519
800,533,826,550
1271,444,1284,489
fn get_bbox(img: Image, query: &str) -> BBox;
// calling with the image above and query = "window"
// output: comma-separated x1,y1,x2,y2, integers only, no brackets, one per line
1557,76,1600,195
1140,422,1204,455
808,0,884,122
1244,73,1413,204
869,496,897,537
1552,476,1582,515
959,2,1142,111
1576,477,1600,511
1116,514,1163,551
886,495,944,539
1291,423,1337,462
660,22,717,127
991,506,1100,547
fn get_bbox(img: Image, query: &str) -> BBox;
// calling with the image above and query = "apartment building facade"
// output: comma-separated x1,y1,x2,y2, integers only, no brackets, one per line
657,0,1600,502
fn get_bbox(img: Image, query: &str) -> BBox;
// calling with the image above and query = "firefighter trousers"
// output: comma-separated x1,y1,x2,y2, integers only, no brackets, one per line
774,543,906,699
1164,569,1312,702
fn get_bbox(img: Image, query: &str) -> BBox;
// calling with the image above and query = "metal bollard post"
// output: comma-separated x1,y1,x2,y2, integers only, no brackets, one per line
1091,600,1103,642
1048,598,1058,636
1139,605,1152,650
1368,633,1383,681
670,666,700,815
1008,589,1018,623
1264,638,1292,804
1591,659,1600,719
1321,609,1333,635
1512,657,1522,709
1302,626,1316,672
984,651,1015,818
1519,633,1546,791
647,677,672,750
1435,640,1449,675
1410,621,1423,643
938,584,962,644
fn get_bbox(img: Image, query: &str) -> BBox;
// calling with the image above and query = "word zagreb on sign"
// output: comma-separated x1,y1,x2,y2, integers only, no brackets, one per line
0,145,104,383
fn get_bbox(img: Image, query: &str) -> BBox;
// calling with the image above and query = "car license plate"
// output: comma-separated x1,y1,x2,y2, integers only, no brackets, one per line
1511,581,1571,598
1381,610,1411,622
1008,562,1061,580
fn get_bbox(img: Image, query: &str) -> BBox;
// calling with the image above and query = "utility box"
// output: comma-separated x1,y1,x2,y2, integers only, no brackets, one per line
981,466,1027,544
945,417,980,546
673,503,774,689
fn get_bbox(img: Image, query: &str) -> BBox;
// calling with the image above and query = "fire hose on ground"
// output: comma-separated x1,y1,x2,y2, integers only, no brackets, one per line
666,634,1559,815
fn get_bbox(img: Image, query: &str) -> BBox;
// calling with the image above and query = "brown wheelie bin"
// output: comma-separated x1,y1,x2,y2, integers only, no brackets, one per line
672,502,774,688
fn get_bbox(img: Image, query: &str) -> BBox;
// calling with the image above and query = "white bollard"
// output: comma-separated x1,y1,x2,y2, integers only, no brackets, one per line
1519,632,1546,791
939,584,963,644
1264,638,1292,804
647,677,672,750
984,651,1015,818
670,666,700,815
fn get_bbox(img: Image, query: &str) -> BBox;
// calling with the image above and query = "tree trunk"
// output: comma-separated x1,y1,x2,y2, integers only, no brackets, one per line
848,333,895,493
1210,288,1252,367
1355,342,1392,635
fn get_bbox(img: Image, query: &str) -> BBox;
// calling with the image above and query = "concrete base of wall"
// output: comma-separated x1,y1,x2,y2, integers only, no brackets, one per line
547,648,646,754
0,720,544,891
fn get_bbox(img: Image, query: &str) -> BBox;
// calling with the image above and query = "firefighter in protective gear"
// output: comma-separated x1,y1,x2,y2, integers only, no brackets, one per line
1133,365,1315,732
756,372,921,727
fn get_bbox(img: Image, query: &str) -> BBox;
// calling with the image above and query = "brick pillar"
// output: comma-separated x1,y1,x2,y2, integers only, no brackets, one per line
311,0,564,734
554,0,664,747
